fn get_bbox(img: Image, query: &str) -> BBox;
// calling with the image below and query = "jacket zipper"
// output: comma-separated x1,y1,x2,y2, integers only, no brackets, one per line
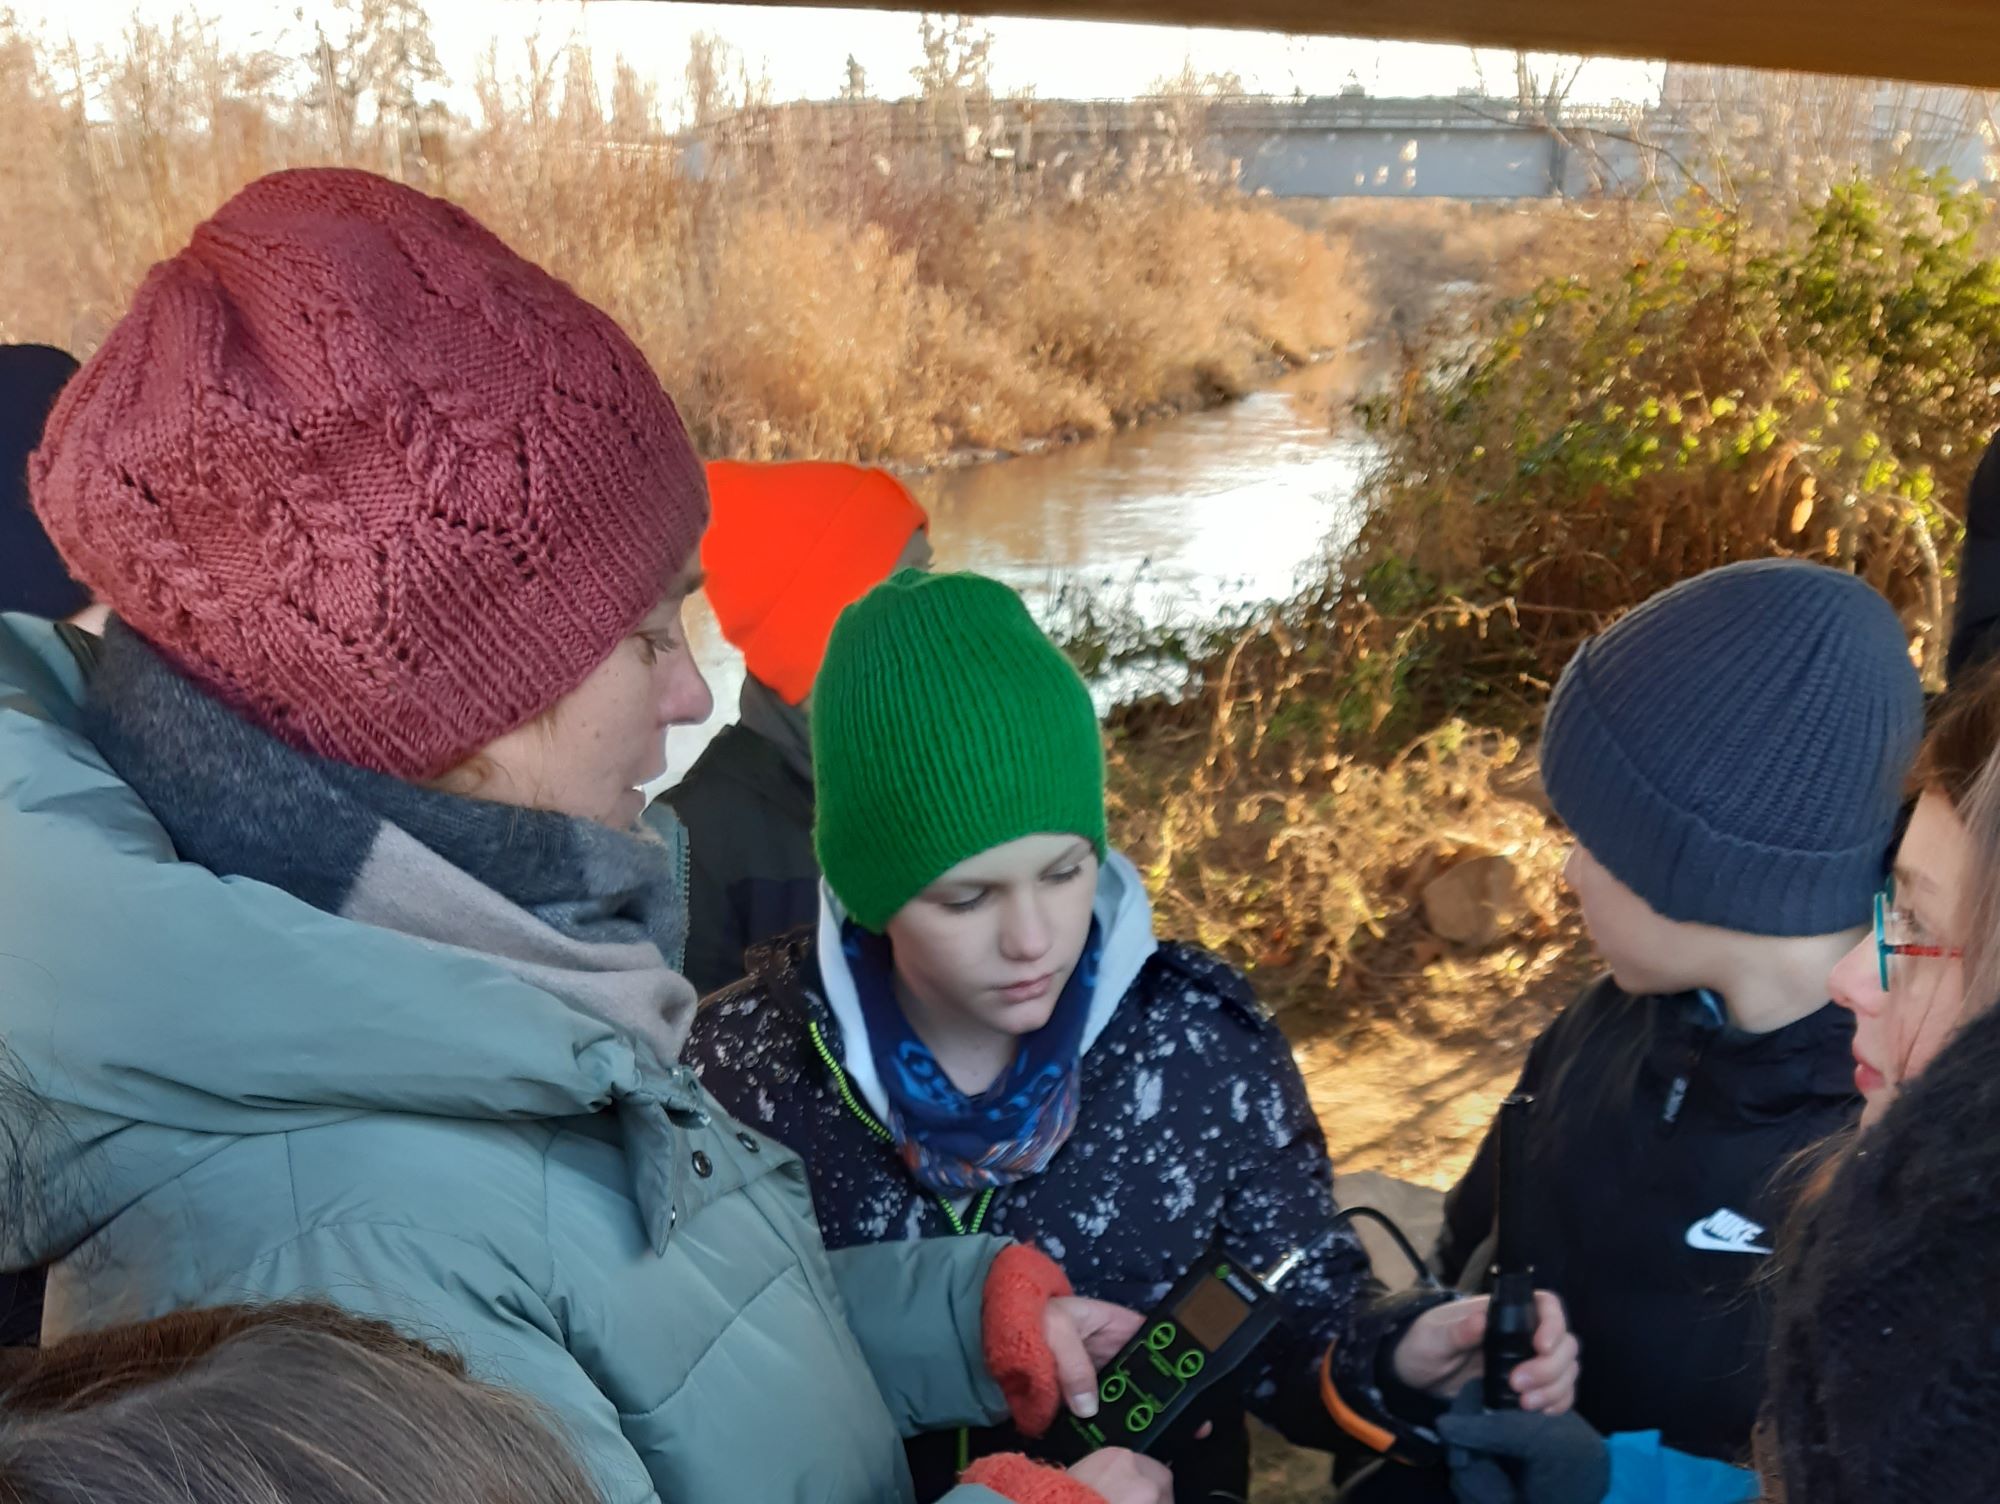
674,836,691,975
807,1019,997,1475
661,814,691,976
1659,1028,1712,1134
805,1022,997,1233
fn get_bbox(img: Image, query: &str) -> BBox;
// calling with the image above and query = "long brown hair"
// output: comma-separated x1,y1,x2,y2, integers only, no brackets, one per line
0,1303,599,1504
1908,660,2000,1019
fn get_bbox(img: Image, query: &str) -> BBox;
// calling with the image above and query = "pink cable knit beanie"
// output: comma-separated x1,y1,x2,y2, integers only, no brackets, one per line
30,168,707,779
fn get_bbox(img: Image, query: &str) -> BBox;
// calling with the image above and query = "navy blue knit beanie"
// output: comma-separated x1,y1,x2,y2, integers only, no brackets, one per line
0,343,87,620
1542,559,1922,936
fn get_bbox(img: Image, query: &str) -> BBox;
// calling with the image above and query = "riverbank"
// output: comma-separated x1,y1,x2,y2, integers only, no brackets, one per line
2,13,1631,475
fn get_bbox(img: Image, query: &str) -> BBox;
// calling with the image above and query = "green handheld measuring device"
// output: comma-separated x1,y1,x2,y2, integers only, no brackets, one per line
1059,1245,1292,1458
1055,1207,1438,1462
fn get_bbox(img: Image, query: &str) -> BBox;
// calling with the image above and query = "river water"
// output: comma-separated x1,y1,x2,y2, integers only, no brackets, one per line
662,361,1377,785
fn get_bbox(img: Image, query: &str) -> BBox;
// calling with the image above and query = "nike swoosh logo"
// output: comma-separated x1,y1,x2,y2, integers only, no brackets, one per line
1686,1209,1773,1255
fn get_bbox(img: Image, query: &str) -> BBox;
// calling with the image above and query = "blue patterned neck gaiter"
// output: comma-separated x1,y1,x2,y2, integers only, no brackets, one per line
846,919,1101,1195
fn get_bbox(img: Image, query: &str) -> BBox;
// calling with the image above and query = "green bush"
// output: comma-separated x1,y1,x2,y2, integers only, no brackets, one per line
1338,173,2000,744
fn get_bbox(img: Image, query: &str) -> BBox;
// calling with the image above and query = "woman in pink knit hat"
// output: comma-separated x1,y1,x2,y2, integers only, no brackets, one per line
0,169,1167,1504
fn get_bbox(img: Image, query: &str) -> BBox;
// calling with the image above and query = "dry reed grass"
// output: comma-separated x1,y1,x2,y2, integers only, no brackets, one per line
1292,197,1653,340
0,14,1362,466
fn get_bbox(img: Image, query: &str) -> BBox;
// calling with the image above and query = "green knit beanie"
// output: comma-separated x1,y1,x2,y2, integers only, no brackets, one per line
813,570,1108,931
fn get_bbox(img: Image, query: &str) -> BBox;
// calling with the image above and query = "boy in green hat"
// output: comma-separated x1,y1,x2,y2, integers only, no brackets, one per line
687,570,1577,1503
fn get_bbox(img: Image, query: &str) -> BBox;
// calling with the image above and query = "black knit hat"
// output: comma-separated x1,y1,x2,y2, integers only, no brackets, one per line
1541,559,1922,936
0,343,87,620
1765,1000,2000,1502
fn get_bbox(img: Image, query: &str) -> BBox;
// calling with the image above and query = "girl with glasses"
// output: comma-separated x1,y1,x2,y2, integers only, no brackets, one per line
1828,671,2000,1125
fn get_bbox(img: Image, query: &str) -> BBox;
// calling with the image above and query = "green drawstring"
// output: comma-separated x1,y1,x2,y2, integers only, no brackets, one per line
808,1021,1004,1480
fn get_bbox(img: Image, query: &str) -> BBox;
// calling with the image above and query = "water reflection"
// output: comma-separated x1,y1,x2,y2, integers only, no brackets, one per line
659,364,1374,787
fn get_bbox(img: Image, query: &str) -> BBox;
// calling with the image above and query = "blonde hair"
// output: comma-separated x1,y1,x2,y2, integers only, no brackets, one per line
0,1303,598,1504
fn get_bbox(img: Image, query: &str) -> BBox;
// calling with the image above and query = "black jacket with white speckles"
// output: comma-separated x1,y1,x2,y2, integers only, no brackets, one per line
684,865,1448,1503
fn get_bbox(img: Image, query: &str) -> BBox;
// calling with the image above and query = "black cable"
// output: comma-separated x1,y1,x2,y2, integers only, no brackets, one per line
1337,1205,1443,1292
1271,1204,1443,1292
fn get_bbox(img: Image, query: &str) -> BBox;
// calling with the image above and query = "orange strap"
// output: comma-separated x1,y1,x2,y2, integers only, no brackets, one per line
1320,1344,1397,1454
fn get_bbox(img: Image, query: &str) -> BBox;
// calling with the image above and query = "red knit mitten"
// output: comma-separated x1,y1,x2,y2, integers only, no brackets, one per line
961,1453,1104,1504
981,1243,1074,1436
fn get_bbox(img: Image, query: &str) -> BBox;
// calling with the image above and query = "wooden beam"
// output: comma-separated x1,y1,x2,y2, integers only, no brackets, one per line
718,0,2000,89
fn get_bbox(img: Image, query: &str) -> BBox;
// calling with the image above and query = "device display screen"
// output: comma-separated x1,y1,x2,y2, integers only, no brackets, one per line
1175,1276,1251,1352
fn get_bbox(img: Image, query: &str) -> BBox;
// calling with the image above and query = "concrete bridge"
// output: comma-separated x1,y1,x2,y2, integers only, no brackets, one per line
1208,95,1654,198
686,88,1995,200
1213,92,1993,198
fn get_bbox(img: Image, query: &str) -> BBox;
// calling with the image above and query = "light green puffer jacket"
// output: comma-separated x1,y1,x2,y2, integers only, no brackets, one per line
0,614,1015,1504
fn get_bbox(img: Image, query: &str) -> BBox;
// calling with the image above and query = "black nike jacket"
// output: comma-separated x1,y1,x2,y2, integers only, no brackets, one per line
1434,976,1861,1464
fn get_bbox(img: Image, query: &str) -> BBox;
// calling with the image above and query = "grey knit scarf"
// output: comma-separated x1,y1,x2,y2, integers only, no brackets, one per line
84,622,698,1073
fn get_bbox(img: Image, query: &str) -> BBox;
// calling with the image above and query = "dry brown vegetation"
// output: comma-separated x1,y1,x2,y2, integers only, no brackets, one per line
1102,644,1588,1172
1290,196,1652,340
0,9,1362,467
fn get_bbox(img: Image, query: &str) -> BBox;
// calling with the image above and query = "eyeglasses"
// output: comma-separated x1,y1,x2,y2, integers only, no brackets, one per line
1874,879,1964,991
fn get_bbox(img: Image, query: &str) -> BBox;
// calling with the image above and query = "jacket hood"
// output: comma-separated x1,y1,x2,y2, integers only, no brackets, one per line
0,613,683,1269
813,850,1158,1122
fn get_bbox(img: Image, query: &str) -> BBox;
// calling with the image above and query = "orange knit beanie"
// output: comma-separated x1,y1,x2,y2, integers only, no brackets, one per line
702,460,928,705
